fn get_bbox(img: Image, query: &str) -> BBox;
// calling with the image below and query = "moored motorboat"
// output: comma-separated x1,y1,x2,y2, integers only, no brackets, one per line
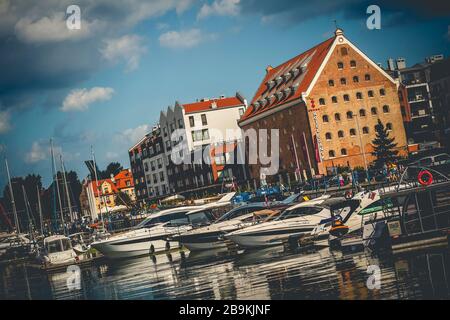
171,203,283,251
224,195,331,248
39,235,77,266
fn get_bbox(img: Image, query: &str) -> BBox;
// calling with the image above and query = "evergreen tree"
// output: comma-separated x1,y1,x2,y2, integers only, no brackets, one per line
371,119,399,168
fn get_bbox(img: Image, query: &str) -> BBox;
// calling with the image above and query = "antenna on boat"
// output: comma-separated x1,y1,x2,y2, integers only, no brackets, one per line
60,154,74,223
50,138,65,235
5,158,20,235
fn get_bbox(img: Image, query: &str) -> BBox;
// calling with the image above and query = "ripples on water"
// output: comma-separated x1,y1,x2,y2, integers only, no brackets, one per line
1,246,449,300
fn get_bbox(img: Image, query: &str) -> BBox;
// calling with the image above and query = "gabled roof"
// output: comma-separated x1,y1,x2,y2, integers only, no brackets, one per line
182,94,245,114
90,179,119,196
240,36,335,122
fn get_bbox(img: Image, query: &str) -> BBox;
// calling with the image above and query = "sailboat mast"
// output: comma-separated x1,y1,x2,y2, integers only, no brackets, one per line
5,158,20,234
60,155,74,223
36,185,43,236
21,185,33,235
50,139,65,234
91,146,105,230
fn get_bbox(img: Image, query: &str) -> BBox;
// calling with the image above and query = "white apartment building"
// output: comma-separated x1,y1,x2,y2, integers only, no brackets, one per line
159,92,247,158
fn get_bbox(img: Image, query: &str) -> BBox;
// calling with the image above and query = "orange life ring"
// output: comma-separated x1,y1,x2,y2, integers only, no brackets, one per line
418,170,433,186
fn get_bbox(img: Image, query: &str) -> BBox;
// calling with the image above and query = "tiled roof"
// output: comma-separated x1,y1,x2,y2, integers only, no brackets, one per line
183,96,244,114
91,169,134,196
240,36,335,122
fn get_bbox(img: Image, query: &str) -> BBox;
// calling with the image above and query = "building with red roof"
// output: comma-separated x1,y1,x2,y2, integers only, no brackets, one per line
239,28,408,184
81,169,136,219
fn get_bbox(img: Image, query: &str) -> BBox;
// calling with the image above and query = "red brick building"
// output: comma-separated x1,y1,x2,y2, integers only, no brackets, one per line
239,29,408,184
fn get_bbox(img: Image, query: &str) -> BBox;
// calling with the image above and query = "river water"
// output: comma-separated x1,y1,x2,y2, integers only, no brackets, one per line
1,246,449,300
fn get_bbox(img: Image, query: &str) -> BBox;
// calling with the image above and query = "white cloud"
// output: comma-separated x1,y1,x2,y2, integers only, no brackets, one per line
14,12,98,43
198,0,240,20
114,124,150,146
175,0,195,14
159,28,216,49
61,87,114,112
0,110,11,133
100,34,147,71
25,140,79,163
25,141,47,163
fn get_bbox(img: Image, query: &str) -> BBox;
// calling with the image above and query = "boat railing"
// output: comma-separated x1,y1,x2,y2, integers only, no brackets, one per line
379,165,450,198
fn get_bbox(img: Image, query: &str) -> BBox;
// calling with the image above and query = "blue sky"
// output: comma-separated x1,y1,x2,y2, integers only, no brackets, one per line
0,0,449,188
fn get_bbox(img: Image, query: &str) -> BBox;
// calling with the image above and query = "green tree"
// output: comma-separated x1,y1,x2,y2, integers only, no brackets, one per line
115,191,132,208
371,119,399,168
100,162,123,179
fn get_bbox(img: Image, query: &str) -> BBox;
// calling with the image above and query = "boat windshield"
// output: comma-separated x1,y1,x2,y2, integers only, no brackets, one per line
275,206,323,221
188,210,215,226
215,206,264,222
135,211,190,228
279,194,300,205
46,238,72,253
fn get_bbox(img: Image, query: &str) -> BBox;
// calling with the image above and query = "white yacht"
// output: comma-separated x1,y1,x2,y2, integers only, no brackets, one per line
224,195,332,248
41,235,77,265
90,206,204,259
171,203,276,251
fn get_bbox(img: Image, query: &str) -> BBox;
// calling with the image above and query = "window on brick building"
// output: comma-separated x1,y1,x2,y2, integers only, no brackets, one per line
338,130,344,138
340,77,347,85
332,96,338,103
329,150,336,157
386,122,393,130
368,90,374,97
325,132,332,140
353,76,359,83
346,111,353,119
319,98,326,105
380,88,386,96
343,94,350,101
337,62,344,69
356,92,362,99
322,115,329,122
350,128,356,136
341,148,347,155
335,113,341,121
340,47,348,56
350,60,356,68
363,126,369,134
371,107,378,115
383,105,390,113
328,79,334,86
365,74,371,81
359,109,366,117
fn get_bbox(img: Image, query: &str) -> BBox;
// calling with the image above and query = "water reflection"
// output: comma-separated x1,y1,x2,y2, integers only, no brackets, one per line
0,247,449,300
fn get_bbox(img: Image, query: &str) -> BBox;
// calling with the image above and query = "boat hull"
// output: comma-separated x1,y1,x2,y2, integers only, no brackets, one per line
91,238,178,259
226,228,313,248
